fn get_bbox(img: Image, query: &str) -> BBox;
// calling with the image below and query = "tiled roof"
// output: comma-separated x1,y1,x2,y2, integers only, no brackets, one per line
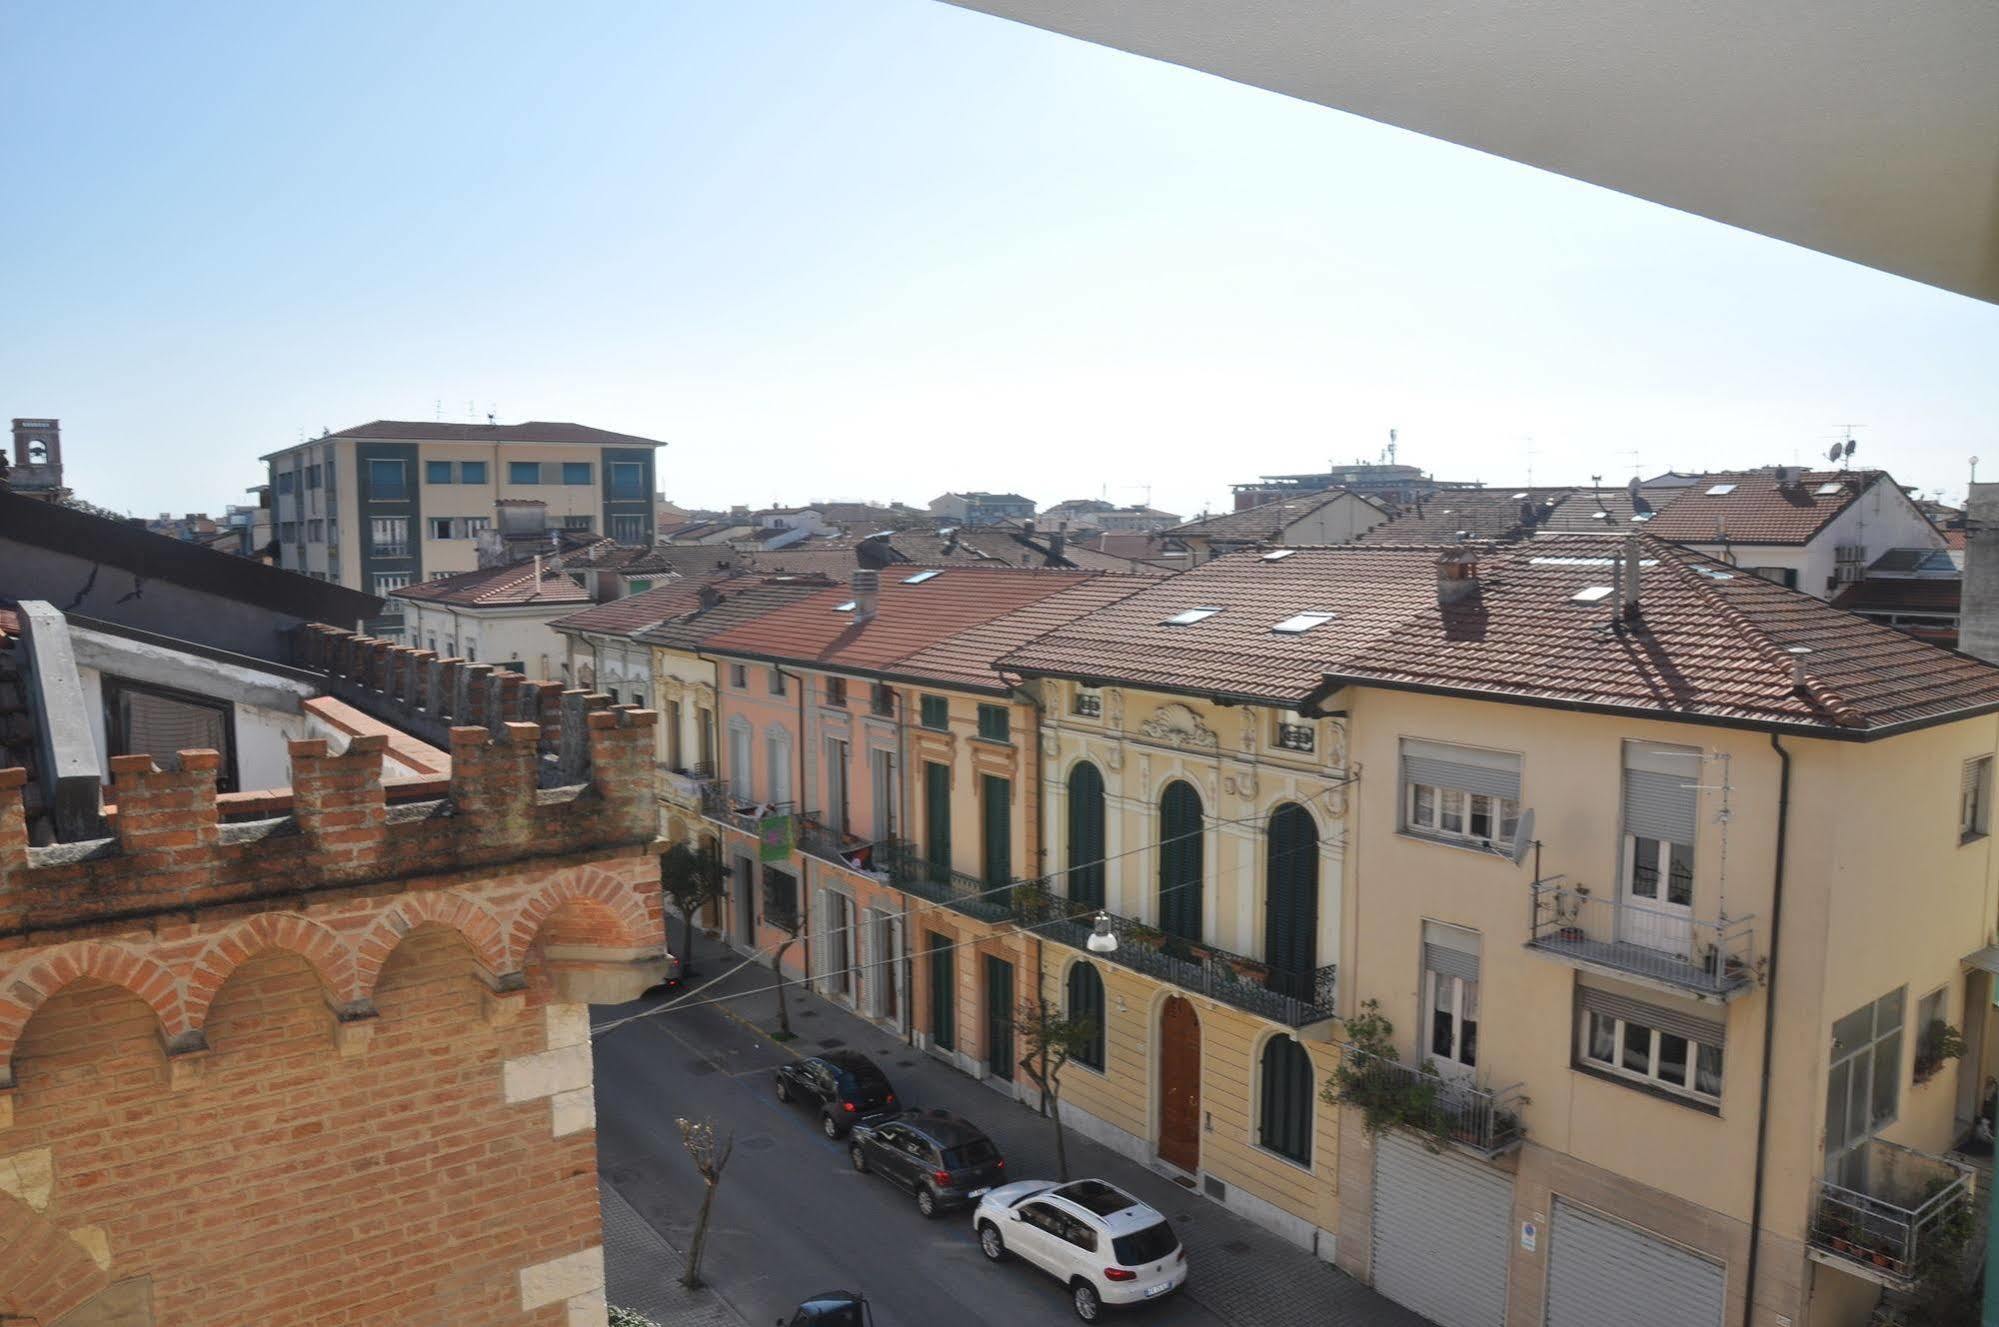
310,419,664,449
633,577,839,651
1945,529,1968,550
890,576,1156,693
1832,579,1961,615
1001,537,1999,734
549,576,720,636
1165,489,1380,541
1537,485,1688,533
1357,487,1575,544
699,568,1097,678
1638,470,1888,545
389,561,593,608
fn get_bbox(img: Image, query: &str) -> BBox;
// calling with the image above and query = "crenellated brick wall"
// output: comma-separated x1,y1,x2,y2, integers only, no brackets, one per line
0,623,668,1326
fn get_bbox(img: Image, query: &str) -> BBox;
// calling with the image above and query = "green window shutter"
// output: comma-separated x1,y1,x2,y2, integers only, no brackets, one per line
981,775,1011,886
929,931,955,1050
1066,762,1106,908
1066,961,1106,1070
921,695,949,730
977,704,1009,742
1264,803,1320,999
925,762,952,879
1158,781,1204,942
1259,1035,1313,1165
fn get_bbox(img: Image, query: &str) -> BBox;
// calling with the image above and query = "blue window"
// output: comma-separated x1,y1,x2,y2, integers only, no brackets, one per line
275,471,294,494
509,461,542,485
460,460,487,484
425,460,453,484
562,461,593,486
367,459,407,499
609,460,646,500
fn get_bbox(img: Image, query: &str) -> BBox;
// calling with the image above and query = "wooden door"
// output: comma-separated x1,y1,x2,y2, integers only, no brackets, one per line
1157,995,1201,1172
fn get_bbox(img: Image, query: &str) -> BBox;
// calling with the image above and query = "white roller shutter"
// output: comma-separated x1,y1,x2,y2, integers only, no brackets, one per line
1545,1199,1725,1327
1372,1132,1513,1327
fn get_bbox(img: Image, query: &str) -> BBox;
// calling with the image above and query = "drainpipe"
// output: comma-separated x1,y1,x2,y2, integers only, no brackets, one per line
1743,732,1791,1327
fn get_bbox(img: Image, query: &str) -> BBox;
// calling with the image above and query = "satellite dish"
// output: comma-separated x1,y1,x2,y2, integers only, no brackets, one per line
1508,809,1537,866
1828,443,1844,462
1626,476,1641,501
1844,438,1857,459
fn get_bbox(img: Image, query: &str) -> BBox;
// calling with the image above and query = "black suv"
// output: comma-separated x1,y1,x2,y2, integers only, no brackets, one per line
774,1050,897,1138
848,1108,1006,1217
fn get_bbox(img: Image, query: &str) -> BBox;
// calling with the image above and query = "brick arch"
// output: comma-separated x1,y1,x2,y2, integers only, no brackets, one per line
184,912,361,1029
354,891,511,1002
506,865,653,970
0,1188,110,1323
0,941,192,1083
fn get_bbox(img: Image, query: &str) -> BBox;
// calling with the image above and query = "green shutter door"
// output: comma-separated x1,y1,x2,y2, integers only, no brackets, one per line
1159,781,1204,942
1067,762,1106,908
925,762,952,879
928,931,955,1051
982,775,1011,886
985,954,1015,1080
1264,803,1320,1000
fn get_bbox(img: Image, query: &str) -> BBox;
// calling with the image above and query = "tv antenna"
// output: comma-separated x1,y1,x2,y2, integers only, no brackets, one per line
1828,426,1862,469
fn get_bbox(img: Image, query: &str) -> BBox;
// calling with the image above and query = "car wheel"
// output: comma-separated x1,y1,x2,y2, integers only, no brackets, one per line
849,1145,869,1174
774,1076,791,1102
916,1184,938,1218
821,1112,842,1139
979,1222,1006,1262
1071,1280,1102,1322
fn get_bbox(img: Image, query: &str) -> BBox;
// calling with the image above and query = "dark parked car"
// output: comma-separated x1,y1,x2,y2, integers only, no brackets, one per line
848,1108,1007,1217
774,1050,897,1138
780,1290,874,1325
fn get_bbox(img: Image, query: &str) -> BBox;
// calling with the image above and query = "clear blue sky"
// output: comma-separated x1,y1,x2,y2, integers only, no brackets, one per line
5,1,1995,521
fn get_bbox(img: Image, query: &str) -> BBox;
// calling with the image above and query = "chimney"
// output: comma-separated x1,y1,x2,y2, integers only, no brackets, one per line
1784,645,1813,690
697,583,724,611
1435,550,1480,606
1049,525,1067,563
1619,539,1642,619
851,568,880,622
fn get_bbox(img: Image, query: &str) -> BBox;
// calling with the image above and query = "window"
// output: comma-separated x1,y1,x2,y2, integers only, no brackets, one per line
1158,781,1203,942
1422,923,1479,1070
305,464,321,489
509,461,543,484
1162,606,1222,625
372,572,411,594
825,677,847,708
768,668,786,697
728,718,753,799
366,458,407,499
1623,742,1699,926
426,460,454,484
428,570,454,581
980,775,1011,886
1274,710,1314,752
460,460,487,484
1066,762,1106,909
462,516,490,538
278,521,298,542
1259,1036,1314,1165
928,930,955,1050
1401,739,1521,849
1579,986,1724,1105
1961,757,1992,843
103,677,236,793
305,519,323,542
429,517,454,540
729,663,747,689
561,461,593,485
870,683,894,717
1915,987,1950,1084
370,517,409,557
275,471,295,494
563,514,595,531
1272,612,1335,634
1066,962,1105,1070
1264,804,1320,1000
610,460,646,499
762,866,800,932
920,694,948,730
976,704,1009,743
1072,686,1102,718
767,730,793,806
465,642,476,661
1827,988,1905,1170
610,514,647,543
1746,566,1798,589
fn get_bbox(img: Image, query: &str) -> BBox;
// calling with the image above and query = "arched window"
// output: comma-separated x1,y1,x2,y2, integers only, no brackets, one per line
1067,762,1106,908
1264,803,1320,1001
1259,1035,1314,1165
1065,961,1106,1070
1158,780,1204,942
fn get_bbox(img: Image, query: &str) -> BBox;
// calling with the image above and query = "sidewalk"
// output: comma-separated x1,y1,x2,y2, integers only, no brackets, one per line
600,1177,749,1327
687,951,1429,1327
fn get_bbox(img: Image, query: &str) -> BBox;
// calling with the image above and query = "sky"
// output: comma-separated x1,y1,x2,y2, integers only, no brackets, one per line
4,2,1996,523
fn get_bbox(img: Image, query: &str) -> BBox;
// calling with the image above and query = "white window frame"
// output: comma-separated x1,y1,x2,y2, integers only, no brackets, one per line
1424,967,1478,1072
1961,756,1992,843
1579,1008,1722,1104
1405,781,1518,848
369,516,409,557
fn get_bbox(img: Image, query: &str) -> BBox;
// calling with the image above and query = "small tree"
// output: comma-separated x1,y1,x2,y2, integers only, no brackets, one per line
1322,998,1450,1150
1016,995,1098,1181
766,886,801,1041
660,840,727,975
676,1116,735,1290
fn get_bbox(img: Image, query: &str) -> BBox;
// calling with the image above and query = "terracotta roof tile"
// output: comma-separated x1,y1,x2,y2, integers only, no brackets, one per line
389,561,593,608
1639,470,1890,545
1357,487,1575,544
1537,485,1688,533
633,577,840,650
549,575,729,636
891,576,1156,693
1166,489,1382,541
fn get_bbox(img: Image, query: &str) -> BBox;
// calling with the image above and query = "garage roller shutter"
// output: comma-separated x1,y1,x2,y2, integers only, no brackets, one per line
1372,1132,1512,1327
1545,1198,1725,1327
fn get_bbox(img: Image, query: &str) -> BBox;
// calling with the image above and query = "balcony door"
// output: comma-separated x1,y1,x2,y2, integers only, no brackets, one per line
871,748,897,843
825,737,850,834
1620,742,1699,956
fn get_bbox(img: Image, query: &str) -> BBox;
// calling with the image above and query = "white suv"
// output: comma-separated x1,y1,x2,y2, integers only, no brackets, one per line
972,1178,1187,1320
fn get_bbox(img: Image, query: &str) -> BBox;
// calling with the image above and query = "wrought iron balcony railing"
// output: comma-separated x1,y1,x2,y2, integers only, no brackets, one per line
1025,896,1337,1027
1337,1047,1526,1158
698,781,795,837
1808,1139,1975,1287
655,763,717,807
879,840,1015,923
1527,878,1757,998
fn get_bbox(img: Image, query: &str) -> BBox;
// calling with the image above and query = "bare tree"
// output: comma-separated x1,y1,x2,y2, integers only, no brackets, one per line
659,840,727,975
676,1116,735,1290
1016,996,1098,1181
766,883,802,1041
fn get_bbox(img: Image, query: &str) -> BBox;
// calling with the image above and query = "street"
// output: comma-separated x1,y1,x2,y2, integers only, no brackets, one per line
591,957,1430,1327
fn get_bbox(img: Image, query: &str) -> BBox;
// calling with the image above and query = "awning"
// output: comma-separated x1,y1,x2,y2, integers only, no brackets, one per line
1961,946,1999,975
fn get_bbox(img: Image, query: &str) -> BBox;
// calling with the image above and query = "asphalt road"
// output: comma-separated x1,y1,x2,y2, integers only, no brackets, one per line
592,984,1237,1327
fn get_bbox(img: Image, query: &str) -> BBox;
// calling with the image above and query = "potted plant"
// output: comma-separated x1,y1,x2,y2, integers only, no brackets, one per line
1127,922,1165,952
1553,885,1590,943
1913,1018,1966,1085
1229,955,1271,983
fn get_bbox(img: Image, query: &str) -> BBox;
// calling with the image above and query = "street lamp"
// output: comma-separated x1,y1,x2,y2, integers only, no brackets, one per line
1086,912,1118,954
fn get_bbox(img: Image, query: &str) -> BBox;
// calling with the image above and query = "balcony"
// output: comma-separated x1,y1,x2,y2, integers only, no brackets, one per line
1808,1139,1976,1287
1338,1047,1526,1159
655,762,715,810
698,780,795,838
1526,878,1757,999
795,815,896,882
879,841,1015,924
1027,897,1337,1028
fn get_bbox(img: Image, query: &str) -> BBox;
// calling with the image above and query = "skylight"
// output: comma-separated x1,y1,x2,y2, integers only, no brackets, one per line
1815,482,1845,496
1260,549,1296,562
1630,513,1653,523
834,600,858,612
1162,607,1223,626
1693,567,1735,581
1571,586,1615,603
1510,492,1529,500
1706,483,1737,495
1590,510,1608,519
1272,612,1335,634
902,570,940,584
